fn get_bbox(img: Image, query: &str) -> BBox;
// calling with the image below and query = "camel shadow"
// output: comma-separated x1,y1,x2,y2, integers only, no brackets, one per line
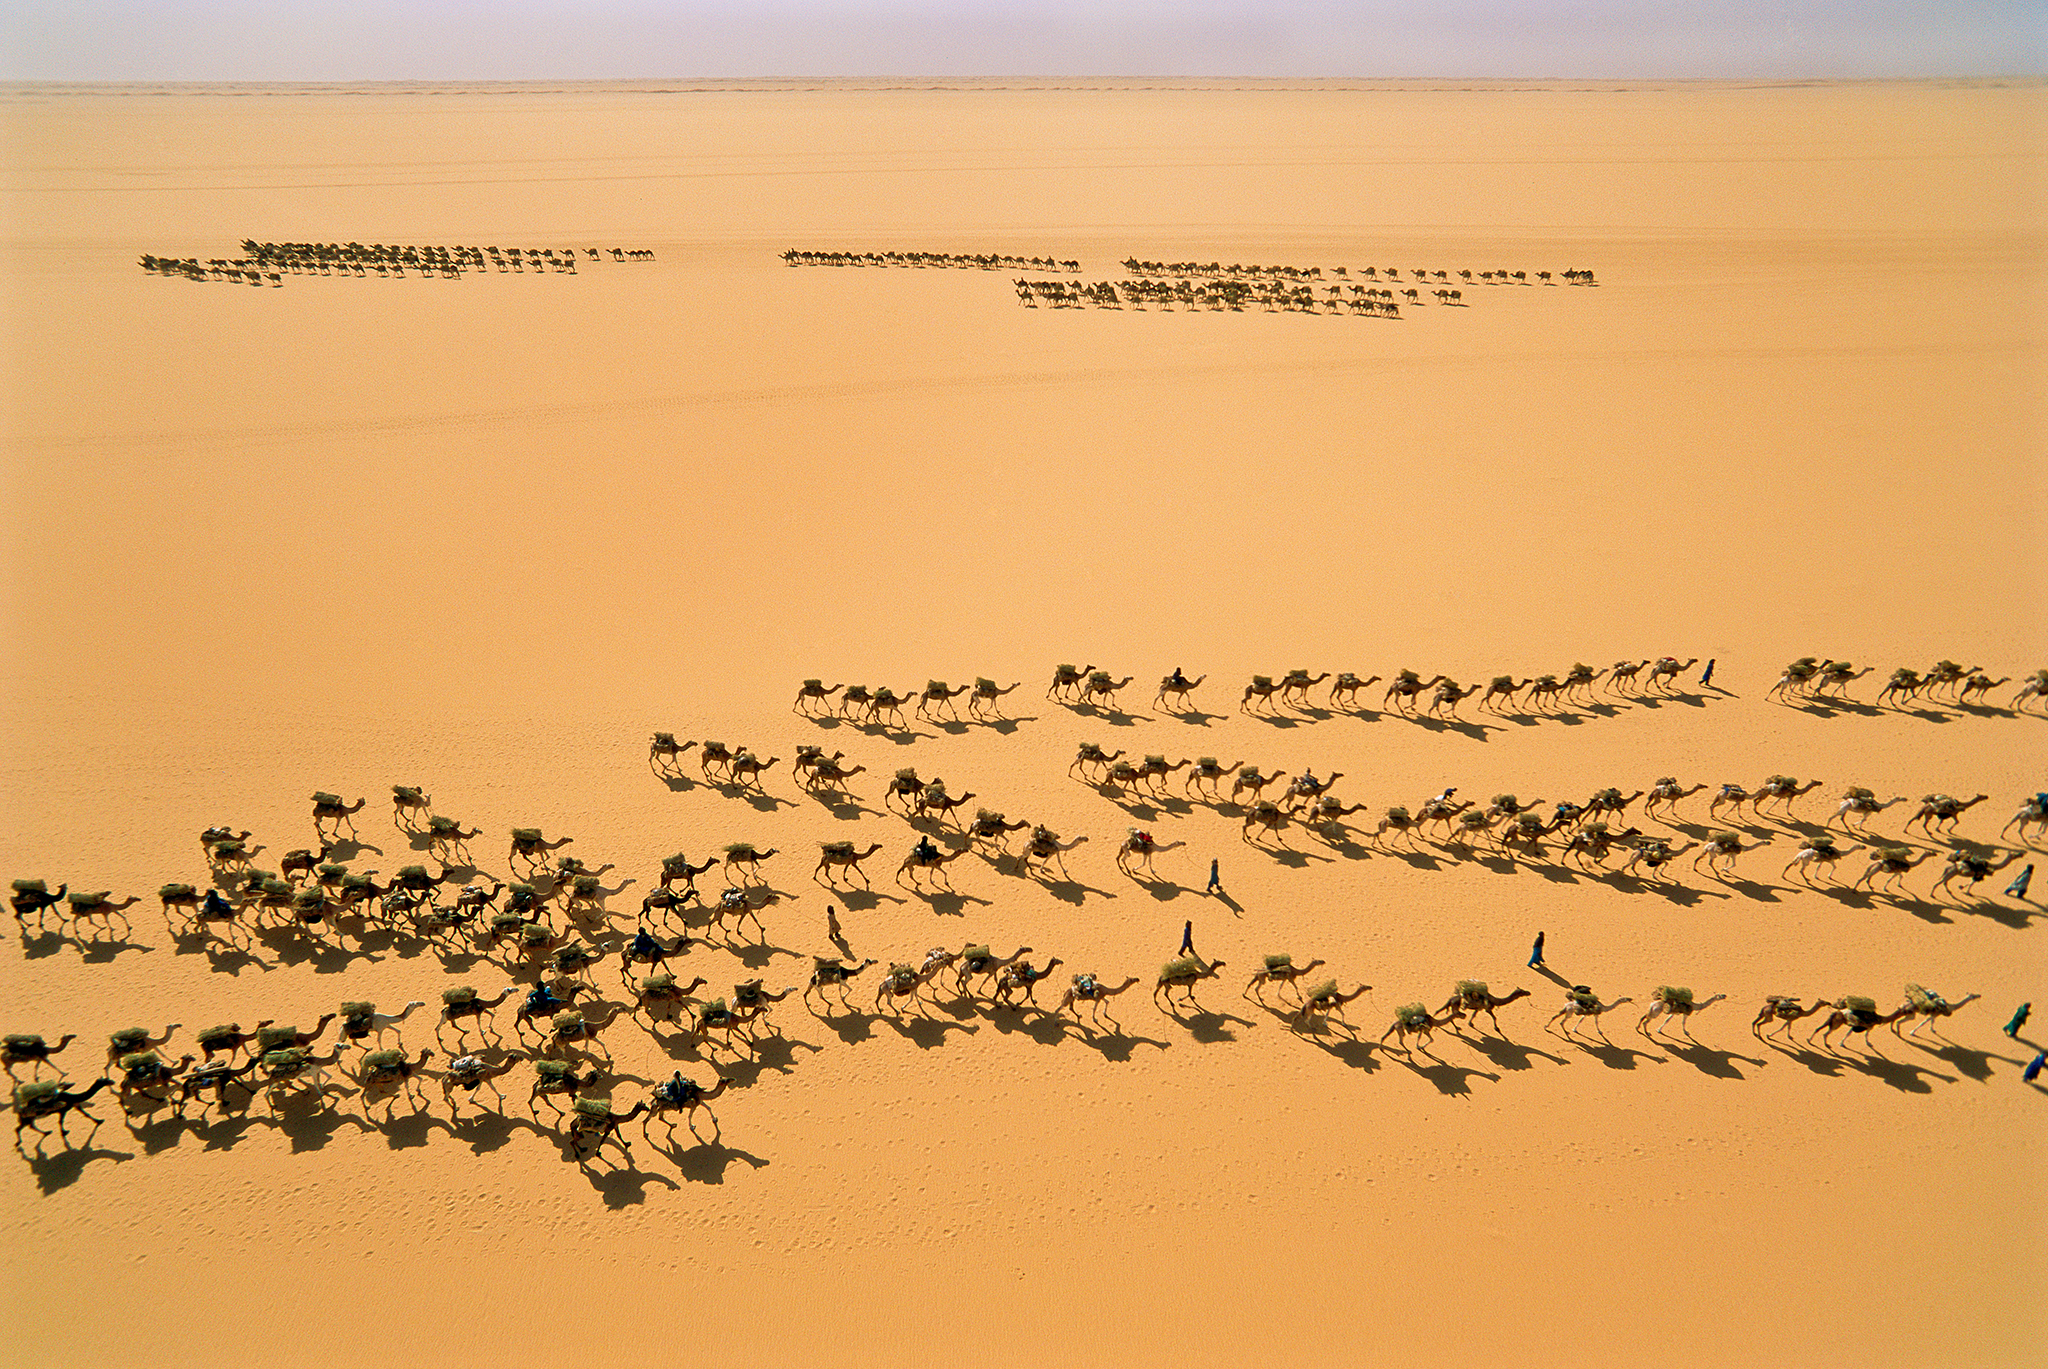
1383,849,1441,872
1908,1039,2014,1082
1246,713,1301,729
835,887,908,911
1169,709,1222,727
16,928,69,960
1655,1038,1764,1079
1073,1026,1171,1060
271,1097,377,1152
1759,1038,1850,1076
667,1139,771,1186
120,1107,191,1156
583,1161,682,1208
1562,1038,1666,1070
983,1005,1070,1046
653,772,700,794
1164,1007,1252,1043
810,1008,879,1045
1037,878,1116,906
1066,703,1149,728
1256,846,1331,869
1457,1033,1570,1072
1302,1035,1382,1074
1394,1053,1498,1095
880,1013,976,1049
74,934,154,964
815,795,884,821
1719,877,1784,904
970,714,1038,735
22,1139,134,1193
856,723,935,745
1405,716,1497,742
324,839,383,861
720,1034,821,1086
186,1110,264,1151
909,890,992,917
1833,1048,1955,1092
737,790,797,814
727,940,804,970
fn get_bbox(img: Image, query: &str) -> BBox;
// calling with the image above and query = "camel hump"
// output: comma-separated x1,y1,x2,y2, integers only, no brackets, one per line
4,1034,45,1051
1841,995,1878,1014
261,1047,310,1068
393,785,425,799
10,879,47,894
642,972,676,991
1393,1003,1429,1026
440,986,478,1006
340,1001,375,1021
1385,806,1410,821
1904,983,1945,1011
1654,986,1694,1007
311,792,342,805
572,1097,610,1119
109,1027,151,1050
1161,956,1203,979
1250,674,1273,687
13,1079,62,1106
362,1048,405,1071
1264,954,1294,971
159,882,197,899
1306,980,1339,1002
1455,980,1488,998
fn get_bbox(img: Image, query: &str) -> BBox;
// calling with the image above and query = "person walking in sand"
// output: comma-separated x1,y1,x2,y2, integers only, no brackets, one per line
2006,864,2034,900
2005,1003,2031,1038
1528,931,1545,969
1699,658,1715,688
1179,920,1196,957
827,905,845,947
1206,859,1221,894
2026,1051,2045,1084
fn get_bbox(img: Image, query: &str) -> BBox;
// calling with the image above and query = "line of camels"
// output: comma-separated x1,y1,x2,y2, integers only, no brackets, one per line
141,240,654,288
2,940,1998,1160
783,249,1080,272
1016,277,1415,314
1767,659,2048,713
1116,258,1599,287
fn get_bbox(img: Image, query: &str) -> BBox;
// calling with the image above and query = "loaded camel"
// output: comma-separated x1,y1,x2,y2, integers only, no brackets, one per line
1478,676,1530,711
2009,669,2048,713
10,879,65,929
565,1097,649,1162
1327,672,1382,709
1080,671,1133,710
1381,1003,1453,1055
1706,784,1756,821
2004,793,2047,845
725,750,780,790
1692,831,1755,878
1765,657,1823,700
1906,793,1989,836
837,685,873,718
1582,788,1644,823
193,1022,275,1063
897,838,968,889
631,972,708,1024
254,1043,350,1111
1155,956,1226,1012
1240,675,1284,713
885,767,930,811
1241,801,1290,846
1427,679,1477,716
1875,668,1925,708
1022,827,1088,879
1371,806,1421,849
721,843,779,883
12,1077,113,1151
64,891,139,936
1438,982,1530,1034
915,780,977,827
529,1059,602,1116
1896,984,1980,1039
730,979,797,1025
1642,777,1706,819
1853,846,1934,893
545,1006,623,1063
1831,787,1909,833
1752,775,1824,817
1184,757,1244,800
1751,996,1828,1040
1957,672,2010,705
1135,754,1191,795
991,958,1064,1010
649,733,696,773
1560,663,1605,702
1116,828,1186,876
104,1025,183,1070
1622,838,1695,878
646,1071,728,1141
805,957,877,1011
1047,663,1096,702
658,852,720,896
955,944,1034,997
1933,849,2022,899
1153,669,1205,711
1646,657,1697,691
1070,743,1122,782
310,792,366,840
1286,770,1346,814
1782,835,1850,883
967,810,1030,853
1814,660,1873,696
509,828,573,873
1245,954,1327,1005
915,680,971,720
793,680,844,714
2,1034,76,1079
1293,981,1371,1029
336,1001,427,1046
1546,987,1634,1044
1228,766,1287,805
279,841,341,884
873,961,940,1013
697,740,736,779
814,842,885,887
1808,996,1914,1053
426,816,482,865
805,756,866,793
1415,792,1473,837
1383,671,1446,714
1563,823,1640,870
176,1058,261,1115
1635,987,1725,1043
1278,670,1330,707
439,1054,519,1116
436,986,515,1047
350,1047,434,1116
968,677,1023,719
1605,659,1651,692
866,687,911,728
1056,973,1142,1029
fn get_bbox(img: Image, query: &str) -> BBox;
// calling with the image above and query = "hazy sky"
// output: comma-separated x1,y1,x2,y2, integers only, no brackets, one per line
4,1,2043,82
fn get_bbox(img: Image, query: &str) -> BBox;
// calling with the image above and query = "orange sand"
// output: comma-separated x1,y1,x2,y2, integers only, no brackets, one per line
2,79,2044,1368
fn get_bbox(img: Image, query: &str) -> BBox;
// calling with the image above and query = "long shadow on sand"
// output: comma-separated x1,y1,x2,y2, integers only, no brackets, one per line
1453,1032,1570,1073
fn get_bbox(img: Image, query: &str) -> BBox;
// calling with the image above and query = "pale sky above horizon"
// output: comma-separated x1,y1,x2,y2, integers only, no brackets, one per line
3,1,2043,82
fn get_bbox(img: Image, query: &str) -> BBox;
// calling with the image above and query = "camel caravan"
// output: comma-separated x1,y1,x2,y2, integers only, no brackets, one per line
141,238,656,289
783,248,1080,272
1764,657,2042,710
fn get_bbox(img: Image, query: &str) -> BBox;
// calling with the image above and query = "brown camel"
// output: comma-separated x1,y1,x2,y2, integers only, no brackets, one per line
2,1033,76,1080
1184,757,1244,800
1447,809,1498,847
566,1097,650,1162
509,828,574,873
1781,835,1848,883
1155,956,1226,1012
1135,754,1191,794
726,749,781,789
1056,973,1142,1028
1830,787,1909,832
254,1044,349,1110
424,816,481,865
1047,663,1096,702
12,1077,113,1151
105,1025,182,1069
1437,982,1530,1035
1293,981,1370,1028
1923,660,1982,699
866,687,911,728
1285,770,1346,813
968,677,1023,719
1304,796,1371,832
1622,838,1695,878
1242,801,1290,846
806,957,877,1011
1022,827,1088,878
632,972,708,1023
1103,759,1144,792
1560,663,1606,701
1081,671,1133,709
646,1072,729,1142
1415,792,1474,837
1876,667,1926,707
897,840,968,890
1069,743,1121,782
1520,674,1567,710
1765,657,1824,700
439,1054,520,1115
1240,674,1284,713
916,780,978,826
1383,670,1446,714
885,766,929,811
649,732,696,773
64,891,140,934
721,843,779,882
967,810,1030,852
698,740,737,778
1478,676,1530,711
279,841,341,884
1328,672,1383,709
1907,793,1990,836
1563,823,1640,870
175,1058,261,1115
1934,849,2022,899
1278,669,1331,707
1646,657,1698,691
1809,996,1914,1052
805,756,866,792
874,961,941,1012
658,852,719,896
837,685,873,718
1636,987,1726,1042
991,958,1064,1009
1582,788,1645,822
1546,987,1634,1044
311,792,366,840
2004,793,2047,844
1642,777,1706,819
529,1059,602,1116
352,1047,434,1114
1814,661,1873,696
1707,784,1755,820
252,1017,338,1059
546,1006,622,1063
1154,671,1206,711
954,943,1034,996
1605,659,1651,692
1380,1003,1452,1055
1751,996,1828,1040
1752,775,1825,817
1245,954,1327,1005
1897,984,1981,1039
1371,806,1420,848
1427,679,1477,716
436,986,515,1047
10,879,67,929
1116,828,1187,875
731,979,796,1025
815,841,885,887
1228,766,1287,805
193,1022,275,1063
915,680,972,720
1854,845,1934,893
793,680,844,715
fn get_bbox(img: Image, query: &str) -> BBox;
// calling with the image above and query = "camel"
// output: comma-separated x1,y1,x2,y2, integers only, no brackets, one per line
1116,828,1186,876
1692,831,1753,878
731,979,796,1024
915,680,971,720
1240,674,1284,713
2,1033,77,1080
1484,794,1543,824
1327,672,1382,709
1184,757,1244,800
529,1059,602,1116
1876,668,1925,708
10,879,66,929
199,826,252,858
1047,663,1095,701
806,957,877,1011
566,1097,650,1162
1380,1003,1453,1054
700,885,768,941
156,883,204,926
64,891,139,935
805,757,866,793
725,750,781,789
1056,974,1142,1028
439,1054,519,1116
1155,956,1226,1011
968,677,1023,719
1153,670,1206,712
1304,796,1372,833
279,841,341,884
1383,670,1446,714
813,842,885,890
547,938,610,980
897,839,968,890
967,810,1030,852
991,958,1063,1009
311,792,366,840
206,837,253,871
1560,663,1605,702
1646,657,1697,691
793,679,844,715
509,828,573,873
1897,984,1981,1039
1478,676,1530,711
1606,659,1651,692
885,767,929,811
1068,743,1121,782
1814,660,1872,696
1546,987,1635,1044
253,1017,339,1058
545,1006,622,1063
1135,754,1191,795
1371,806,1420,848
697,740,736,779
866,687,911,728
721,843,779,882
838,685,873,717
1831,787,1909,832
1752,775,1824,817
1809,996,1915,1052
955,944,1035,996
1751,996,1828,1040
510,983,589,1038
2010,669,2048,713
1636,987,1726,1042
2005,793,2048,845
1102,759,1145,792
12,1077,112,1151
1245,954,1327,1005
1242,801,1291,846
659,852,719,896
646,1071,729,1141
352,1047,434,1114
1278,670,1331,708
1520,675,1567,710
1081,671,1133,709
650,732,695,773
176,1058,261,1115
426,816,482,865
1022,827,1088,878
1933,849,2022,899
1427,679,1477,716
337,1001,426,1045
916,780,977,827
1563,823,1640,870
873,961,940,1012
1707,784,1755,821
1782,835,1849,883
1228,766,1287,805
1443,808,1498,848
254,1044,349,1110
1957,673,2010,705
1854,846,1935,893
1293,980,1370,1028
437,986,515,1046
912,945,959,987
1923,660,1982,699
1642,777,1706,819
104,1025,183,1071
1582,788,1645,823
1286,770,1346,813
632,972,708,1023
1907,793,1989,836
193,1022,275,1064
791,744,836,782
1438,982,1530,1034
1622,838,1695,878
1415,792,1474,837
1766,657,1823,700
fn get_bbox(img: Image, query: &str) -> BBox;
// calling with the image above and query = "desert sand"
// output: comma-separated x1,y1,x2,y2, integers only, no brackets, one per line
1,78,2044,1367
